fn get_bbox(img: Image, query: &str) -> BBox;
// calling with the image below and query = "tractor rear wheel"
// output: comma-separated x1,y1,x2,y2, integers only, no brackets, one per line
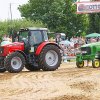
25,64,40,71
4,52,25,73
39,45,61,71
76,61,84,68
0,67,6,73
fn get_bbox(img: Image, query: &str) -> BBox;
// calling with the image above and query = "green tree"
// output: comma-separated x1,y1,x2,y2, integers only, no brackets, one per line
88,13,100,33
87,0,100,34
19,0,89,37
0,19,45,37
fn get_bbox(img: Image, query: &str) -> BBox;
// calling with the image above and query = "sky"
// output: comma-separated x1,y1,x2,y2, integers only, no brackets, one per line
0,0,90,21
0,0,28,21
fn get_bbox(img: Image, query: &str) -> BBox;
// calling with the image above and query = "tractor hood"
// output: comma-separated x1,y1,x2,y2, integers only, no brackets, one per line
81,42,100,48
0,42,24,56
1,42,24,48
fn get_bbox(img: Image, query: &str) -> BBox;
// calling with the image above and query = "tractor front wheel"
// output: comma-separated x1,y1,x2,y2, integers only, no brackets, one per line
4,52,25,73
92,60,100,68
76,61,84,68
39,45,61,71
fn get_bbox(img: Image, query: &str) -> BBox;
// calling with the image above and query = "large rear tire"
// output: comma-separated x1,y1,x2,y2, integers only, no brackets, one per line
92,59,100,68
4,52,25,73
39,45,61,71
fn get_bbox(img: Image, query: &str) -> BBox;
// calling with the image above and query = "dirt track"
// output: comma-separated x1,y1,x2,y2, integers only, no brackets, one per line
0,62,100,100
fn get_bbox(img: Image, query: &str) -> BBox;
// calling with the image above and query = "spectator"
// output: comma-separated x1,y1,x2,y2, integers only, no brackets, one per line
90,38,96,43
2,34,7,41
1,34,12,46
55,34,62,45
12,32,17,42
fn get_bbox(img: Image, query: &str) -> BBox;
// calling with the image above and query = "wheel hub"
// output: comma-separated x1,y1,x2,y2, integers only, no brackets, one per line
13,61,17,65
49,57,52,60
11,57,22,69
45,50,58,67
94,61,99,67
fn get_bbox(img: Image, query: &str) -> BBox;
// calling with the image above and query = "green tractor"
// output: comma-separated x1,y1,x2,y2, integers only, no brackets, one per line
76,42,100,68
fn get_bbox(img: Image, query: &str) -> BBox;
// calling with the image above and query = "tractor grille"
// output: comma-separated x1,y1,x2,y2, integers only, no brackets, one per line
81,47,91,55
0,47,4,54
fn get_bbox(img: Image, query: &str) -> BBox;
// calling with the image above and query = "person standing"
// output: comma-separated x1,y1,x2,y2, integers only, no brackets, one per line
56,34,62,45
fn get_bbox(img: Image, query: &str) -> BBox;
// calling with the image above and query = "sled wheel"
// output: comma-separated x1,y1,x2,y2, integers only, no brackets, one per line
76,61,84,68
39,45,61,71
4,52,25,73
92,60,100,68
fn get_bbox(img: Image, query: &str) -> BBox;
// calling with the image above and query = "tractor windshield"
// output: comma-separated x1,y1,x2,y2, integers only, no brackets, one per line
29,30,43,46
18,29,48,46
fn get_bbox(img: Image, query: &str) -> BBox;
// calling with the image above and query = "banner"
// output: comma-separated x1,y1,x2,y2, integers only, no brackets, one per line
77,2,100,14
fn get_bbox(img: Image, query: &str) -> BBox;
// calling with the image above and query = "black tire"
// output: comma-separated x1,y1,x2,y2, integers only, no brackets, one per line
25,64,40,71
4,52,25,73
38,45,61,71
76,61,84,68
0,67,6,73
92,60,100,68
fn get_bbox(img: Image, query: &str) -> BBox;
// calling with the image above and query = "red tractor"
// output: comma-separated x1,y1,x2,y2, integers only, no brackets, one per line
0,28,62,73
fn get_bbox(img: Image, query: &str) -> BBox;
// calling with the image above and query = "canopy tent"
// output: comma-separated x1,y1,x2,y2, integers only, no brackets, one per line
86,33,100,38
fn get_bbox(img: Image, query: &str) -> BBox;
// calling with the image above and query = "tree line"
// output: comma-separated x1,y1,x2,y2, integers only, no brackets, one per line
0,19,45,38
0,0,100,39
18,0,100,37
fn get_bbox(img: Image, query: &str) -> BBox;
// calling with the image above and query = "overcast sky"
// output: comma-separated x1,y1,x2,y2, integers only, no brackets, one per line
0,0,28,21
0,0,90,21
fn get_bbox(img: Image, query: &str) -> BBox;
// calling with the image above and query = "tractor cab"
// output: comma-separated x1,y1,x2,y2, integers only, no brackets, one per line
16,28,49,53
18,28,48,45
